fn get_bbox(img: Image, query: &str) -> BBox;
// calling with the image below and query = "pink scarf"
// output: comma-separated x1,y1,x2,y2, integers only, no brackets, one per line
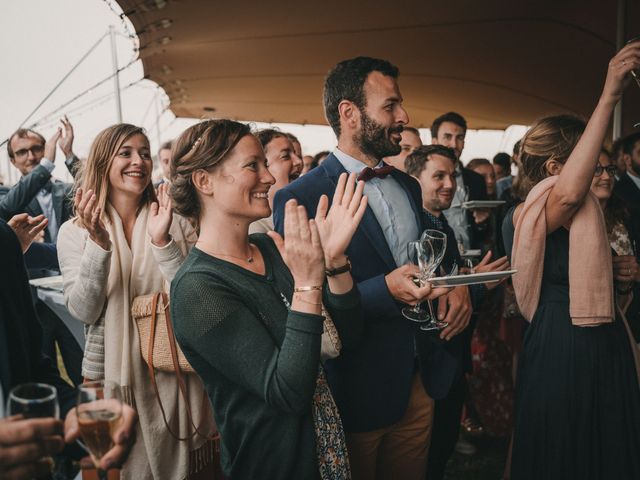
512,175,614,326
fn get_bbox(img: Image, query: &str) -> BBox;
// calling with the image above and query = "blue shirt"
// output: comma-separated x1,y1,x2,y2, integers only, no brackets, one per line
333,149,419,267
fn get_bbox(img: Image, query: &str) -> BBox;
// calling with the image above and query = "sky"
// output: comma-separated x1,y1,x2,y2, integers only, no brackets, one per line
0,0,527,185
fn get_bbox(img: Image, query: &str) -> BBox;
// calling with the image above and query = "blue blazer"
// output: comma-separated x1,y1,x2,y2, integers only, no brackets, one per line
273,153,459,432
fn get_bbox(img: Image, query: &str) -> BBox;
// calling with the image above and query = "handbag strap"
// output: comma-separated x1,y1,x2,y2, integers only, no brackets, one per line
147,292,217,442
162,292,218,441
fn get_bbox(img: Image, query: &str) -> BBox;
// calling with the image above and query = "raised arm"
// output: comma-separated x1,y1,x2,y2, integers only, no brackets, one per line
544,40,640,232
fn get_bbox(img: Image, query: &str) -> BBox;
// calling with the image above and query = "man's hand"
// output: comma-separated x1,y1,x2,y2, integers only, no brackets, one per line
44,128,62,163
58,116,75,158
474,251,510,290
471,208,490,224
65,404,137,471
385,264,449,305
7,213,48,253
0,417,64,480
437,285,472,341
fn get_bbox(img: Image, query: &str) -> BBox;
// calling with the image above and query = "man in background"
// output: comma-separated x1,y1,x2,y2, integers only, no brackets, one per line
384,126,423,171
431,112,488,250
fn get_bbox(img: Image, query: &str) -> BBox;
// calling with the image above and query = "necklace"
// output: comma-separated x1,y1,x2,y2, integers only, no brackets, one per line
205,243,254,263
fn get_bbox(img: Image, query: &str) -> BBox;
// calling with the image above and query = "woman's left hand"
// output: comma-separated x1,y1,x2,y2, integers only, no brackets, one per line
147,183,173,247
613,255,639,284
315,172,367,267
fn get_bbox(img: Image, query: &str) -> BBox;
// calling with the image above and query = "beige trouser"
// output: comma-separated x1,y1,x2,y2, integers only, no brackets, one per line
345,371,435,480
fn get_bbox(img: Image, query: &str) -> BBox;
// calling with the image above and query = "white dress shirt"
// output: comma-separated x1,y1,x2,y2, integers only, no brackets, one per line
333,149,419,267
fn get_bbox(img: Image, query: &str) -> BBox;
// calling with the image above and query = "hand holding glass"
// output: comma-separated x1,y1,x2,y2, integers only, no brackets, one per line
402,240,431,322
420,229,449,331
77,381,123,480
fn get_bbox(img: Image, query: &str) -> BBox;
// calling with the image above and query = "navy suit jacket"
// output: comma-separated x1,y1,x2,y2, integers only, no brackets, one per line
273,153,461,432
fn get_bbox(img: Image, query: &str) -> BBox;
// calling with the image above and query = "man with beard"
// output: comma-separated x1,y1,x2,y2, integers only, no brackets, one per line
273,57,471,480
384,126,423,171
430,112,488,250
249,129,303,234
614,132,640,215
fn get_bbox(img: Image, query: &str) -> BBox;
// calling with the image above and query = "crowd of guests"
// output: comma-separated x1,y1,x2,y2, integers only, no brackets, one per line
1,39,640,480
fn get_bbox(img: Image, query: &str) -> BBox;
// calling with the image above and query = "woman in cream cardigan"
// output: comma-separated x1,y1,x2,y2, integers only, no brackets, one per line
57,124,216,480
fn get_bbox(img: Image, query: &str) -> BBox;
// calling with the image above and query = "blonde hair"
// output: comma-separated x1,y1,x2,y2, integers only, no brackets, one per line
520,114,586,185
75,124,155,226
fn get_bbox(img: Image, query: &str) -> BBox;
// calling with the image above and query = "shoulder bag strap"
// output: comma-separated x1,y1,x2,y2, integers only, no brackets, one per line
162,292,218,441
148,292,198,441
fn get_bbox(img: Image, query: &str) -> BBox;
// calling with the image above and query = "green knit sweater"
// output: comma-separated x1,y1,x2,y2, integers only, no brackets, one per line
170,234,362,479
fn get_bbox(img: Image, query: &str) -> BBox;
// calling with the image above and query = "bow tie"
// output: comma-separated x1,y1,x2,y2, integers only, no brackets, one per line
40,181,53,194
357,165,395,182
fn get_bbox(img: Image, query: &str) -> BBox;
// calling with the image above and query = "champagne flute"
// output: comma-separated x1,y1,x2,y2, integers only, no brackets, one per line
77,380,123,480
420,229,449,331
402,240,431,322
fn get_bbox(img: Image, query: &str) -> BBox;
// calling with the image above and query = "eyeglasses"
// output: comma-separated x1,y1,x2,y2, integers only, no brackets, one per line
594,164,617,177
13,144,44,159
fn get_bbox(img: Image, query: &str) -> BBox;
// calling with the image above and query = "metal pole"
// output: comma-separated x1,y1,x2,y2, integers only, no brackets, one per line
613,0,625,140
154,90,162,148
109,25,123,123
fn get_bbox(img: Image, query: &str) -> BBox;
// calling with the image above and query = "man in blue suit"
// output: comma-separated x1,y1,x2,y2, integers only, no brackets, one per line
273,57,472,480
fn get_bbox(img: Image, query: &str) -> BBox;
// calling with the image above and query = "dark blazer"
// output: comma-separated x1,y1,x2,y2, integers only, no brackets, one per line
273,154,461,432
0,220,76,413
460,167,489,249
0,155,79,242
614,173,640,216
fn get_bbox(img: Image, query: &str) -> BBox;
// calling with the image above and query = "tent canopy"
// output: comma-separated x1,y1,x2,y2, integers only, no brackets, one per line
116,0,640,133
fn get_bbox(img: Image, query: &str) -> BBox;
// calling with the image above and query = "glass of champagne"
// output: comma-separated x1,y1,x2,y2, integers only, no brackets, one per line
420,229,449,331
77,380,123,480
402,240,431,322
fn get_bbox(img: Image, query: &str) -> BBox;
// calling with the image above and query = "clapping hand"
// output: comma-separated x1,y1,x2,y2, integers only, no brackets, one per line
147,183,173,247
44,129,62,163
74,188,111,250
7,213,48,253
315,172,367,267
268,199,325,287
58,116,75,158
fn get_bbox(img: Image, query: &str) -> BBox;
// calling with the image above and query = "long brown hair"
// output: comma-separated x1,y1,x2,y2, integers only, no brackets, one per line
75,124,156,225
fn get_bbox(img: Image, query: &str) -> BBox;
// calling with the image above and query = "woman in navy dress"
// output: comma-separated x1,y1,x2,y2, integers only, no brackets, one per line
502,41,640,479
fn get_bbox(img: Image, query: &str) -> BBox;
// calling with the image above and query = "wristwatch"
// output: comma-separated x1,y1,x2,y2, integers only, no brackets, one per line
325,258,351,277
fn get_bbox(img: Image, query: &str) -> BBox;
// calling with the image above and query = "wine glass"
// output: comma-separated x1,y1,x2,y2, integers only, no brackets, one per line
402,240,431,322
77,380,123,480
7,383,60,419
420,229,449,331
6,383,60,475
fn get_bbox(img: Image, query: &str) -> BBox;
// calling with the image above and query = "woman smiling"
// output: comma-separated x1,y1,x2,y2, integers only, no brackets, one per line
57,124,216,479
